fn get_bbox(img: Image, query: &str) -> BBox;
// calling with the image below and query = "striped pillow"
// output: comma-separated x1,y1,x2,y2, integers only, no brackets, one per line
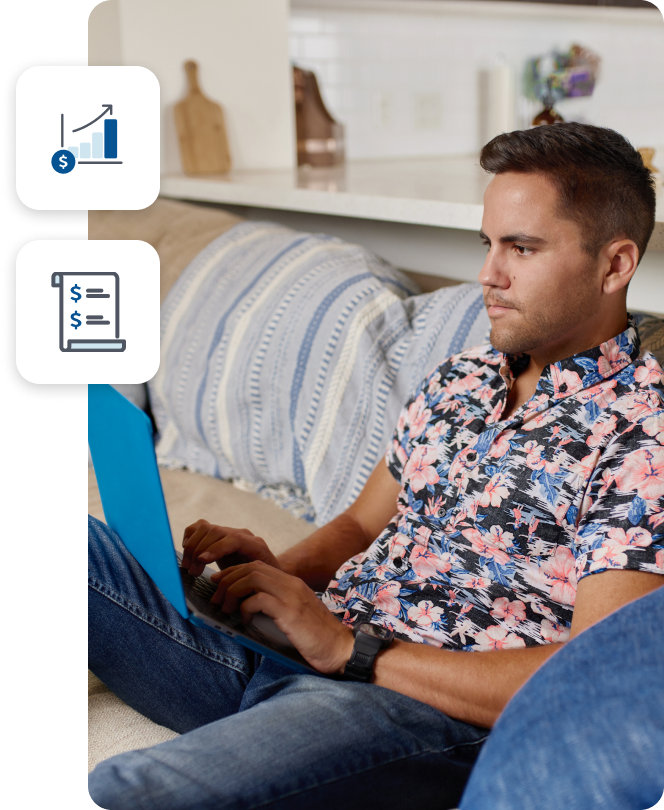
149,222,489,524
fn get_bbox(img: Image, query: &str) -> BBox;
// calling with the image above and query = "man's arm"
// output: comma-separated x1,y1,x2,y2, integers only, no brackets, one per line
211,559,662,728
371,568,663,728
276,461,402,590
181,460,401,586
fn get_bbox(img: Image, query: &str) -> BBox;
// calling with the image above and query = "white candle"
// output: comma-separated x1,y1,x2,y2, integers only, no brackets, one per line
485,59,516,141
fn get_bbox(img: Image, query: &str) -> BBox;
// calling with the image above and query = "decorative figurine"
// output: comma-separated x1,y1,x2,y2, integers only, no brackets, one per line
525,44,600,127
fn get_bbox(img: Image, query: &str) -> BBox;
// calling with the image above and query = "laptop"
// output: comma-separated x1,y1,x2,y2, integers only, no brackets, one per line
88,383,319,676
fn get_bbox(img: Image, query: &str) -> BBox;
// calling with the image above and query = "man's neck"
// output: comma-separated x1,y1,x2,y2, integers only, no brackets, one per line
499,312,631,422
501,360,542,421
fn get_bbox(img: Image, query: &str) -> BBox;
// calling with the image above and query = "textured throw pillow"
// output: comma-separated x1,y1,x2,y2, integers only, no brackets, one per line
633,312,664,366
148,222,490,524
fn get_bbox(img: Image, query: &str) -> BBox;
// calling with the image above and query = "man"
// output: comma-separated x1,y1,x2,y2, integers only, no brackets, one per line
89,123,664,810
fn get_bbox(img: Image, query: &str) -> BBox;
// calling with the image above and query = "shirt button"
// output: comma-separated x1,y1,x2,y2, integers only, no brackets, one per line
393,557,403,568
466,451,478,462
558,383,568,393
437,507,446,518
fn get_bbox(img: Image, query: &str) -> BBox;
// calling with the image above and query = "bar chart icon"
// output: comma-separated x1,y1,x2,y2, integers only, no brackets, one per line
56,104,122,171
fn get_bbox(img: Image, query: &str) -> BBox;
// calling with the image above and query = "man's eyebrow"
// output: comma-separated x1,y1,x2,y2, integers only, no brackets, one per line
479,230,547,247
499,233,547,247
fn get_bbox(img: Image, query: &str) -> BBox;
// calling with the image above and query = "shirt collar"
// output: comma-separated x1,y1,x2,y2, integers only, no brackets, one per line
499,315,641,401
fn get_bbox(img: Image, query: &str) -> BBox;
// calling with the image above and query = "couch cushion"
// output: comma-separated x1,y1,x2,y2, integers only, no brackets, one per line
634,312,664,365
88,687,178,773
148,221,490,524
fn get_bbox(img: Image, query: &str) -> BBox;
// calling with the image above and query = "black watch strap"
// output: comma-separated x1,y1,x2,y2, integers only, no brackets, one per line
343,648,378,682
343,624,393,682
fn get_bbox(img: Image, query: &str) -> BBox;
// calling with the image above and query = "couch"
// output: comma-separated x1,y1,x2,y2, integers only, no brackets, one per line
88,197,664,773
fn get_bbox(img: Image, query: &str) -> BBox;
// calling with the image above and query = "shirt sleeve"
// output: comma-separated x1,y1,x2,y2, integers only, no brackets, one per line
573,420,664,583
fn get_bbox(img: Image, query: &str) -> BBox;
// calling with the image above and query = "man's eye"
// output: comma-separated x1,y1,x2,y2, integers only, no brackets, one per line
514,244,532,256
481,240,490,249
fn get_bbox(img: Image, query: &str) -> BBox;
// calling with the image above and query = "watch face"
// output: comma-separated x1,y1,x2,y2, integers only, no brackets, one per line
357,622,393,641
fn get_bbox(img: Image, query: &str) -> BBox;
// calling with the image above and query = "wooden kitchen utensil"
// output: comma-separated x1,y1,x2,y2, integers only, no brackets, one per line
294,66,344,167
175,60,231,175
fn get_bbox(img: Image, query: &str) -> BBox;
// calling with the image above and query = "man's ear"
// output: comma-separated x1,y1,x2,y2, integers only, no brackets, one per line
600,239,639,295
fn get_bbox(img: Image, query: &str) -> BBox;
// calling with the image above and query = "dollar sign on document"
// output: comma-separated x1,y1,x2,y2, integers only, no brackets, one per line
70,311,81,329
59,154,68,170
70,283,81,303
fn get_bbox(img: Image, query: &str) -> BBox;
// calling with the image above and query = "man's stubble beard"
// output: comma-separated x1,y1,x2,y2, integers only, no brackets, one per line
485,272,598,357
488,310,576,356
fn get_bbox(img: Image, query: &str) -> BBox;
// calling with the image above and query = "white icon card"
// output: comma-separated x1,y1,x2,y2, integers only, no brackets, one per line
16,240,160,384
16,66,160,210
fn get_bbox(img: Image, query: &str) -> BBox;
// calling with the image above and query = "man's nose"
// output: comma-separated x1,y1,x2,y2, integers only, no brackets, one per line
478,246,508,289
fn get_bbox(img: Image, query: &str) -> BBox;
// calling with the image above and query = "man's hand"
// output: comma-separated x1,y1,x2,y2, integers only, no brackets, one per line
182,519,281,577
210,561,354,674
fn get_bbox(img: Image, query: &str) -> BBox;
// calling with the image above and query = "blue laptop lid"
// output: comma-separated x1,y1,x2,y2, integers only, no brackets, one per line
88,384,189,618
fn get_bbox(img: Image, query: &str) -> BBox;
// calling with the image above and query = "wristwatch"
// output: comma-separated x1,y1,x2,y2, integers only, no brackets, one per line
343,622,394,682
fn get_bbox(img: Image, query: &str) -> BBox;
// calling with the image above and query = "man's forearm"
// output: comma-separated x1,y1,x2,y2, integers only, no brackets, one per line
277,513,373,591
373,639,563,728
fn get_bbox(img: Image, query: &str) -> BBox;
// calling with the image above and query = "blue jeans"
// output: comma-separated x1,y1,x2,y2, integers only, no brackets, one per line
460,584,664,810
88,516,488,809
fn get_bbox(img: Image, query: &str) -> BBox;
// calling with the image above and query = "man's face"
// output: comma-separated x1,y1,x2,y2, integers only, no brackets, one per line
479,172,602,360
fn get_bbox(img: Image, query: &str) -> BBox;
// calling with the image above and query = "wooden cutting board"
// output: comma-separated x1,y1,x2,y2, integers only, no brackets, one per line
174,60,231,175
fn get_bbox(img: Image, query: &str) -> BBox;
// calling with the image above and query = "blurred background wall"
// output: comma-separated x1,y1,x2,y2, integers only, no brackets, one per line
90,0,663,168
289,0,664,160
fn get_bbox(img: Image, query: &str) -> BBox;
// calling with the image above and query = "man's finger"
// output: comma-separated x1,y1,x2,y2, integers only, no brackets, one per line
214,565,287,612
238,591,286,626
198,536,268,565
182,520,213,555
187,533,252,576
184,527,247,573
181,524,212,566
210,563,249,606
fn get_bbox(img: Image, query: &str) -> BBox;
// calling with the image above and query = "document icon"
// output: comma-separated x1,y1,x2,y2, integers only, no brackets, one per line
51,272,126,351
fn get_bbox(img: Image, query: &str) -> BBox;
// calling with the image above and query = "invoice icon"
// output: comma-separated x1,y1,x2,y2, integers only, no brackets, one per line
51,272,126,352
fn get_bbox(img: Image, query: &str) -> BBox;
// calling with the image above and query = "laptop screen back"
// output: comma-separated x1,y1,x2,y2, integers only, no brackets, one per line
88,383,189,618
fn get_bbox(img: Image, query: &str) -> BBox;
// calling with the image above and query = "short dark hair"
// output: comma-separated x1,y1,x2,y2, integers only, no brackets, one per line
479,123,657,263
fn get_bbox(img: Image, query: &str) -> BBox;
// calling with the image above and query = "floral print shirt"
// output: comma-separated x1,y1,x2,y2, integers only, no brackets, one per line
321,319,664,650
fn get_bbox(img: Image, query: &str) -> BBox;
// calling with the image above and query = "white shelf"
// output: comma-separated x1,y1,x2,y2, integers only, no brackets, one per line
161,155,489,231
161,154,664,249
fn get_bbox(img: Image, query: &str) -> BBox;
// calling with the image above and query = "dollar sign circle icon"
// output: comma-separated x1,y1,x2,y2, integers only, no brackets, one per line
70,311,82,329
52,149,76,174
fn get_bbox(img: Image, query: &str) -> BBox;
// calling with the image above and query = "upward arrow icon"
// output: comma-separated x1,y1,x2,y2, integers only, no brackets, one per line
72,105,113,133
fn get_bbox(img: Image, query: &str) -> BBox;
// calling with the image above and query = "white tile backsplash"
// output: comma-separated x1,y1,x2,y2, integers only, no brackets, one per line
290,2,664,160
